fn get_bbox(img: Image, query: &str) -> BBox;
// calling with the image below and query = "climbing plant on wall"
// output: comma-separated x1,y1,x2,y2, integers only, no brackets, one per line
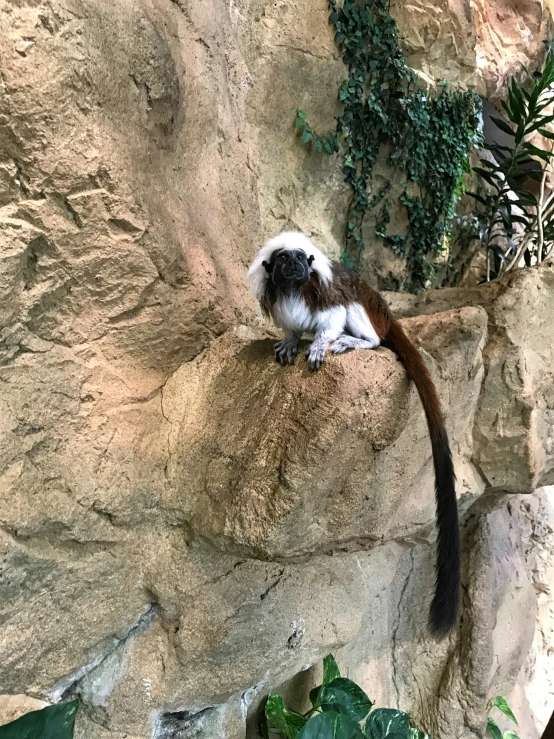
295,0,482,292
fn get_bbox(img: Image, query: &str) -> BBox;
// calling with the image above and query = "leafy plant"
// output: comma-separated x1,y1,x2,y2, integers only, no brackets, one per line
486,696,519,739
295,0,481,291
467,43,554,281
0,701,79,739
264,655,431,739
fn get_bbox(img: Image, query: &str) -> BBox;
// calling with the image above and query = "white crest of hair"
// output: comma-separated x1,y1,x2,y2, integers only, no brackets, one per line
246,231,333,300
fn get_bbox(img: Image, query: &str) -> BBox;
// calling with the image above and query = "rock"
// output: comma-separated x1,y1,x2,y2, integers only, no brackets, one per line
0,0,553,738
387,262,554,494
391,0,553,98
164,305,487,557
0,695,49,727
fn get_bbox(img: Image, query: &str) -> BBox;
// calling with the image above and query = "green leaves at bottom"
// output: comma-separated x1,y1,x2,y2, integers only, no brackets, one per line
487,717,503,739
297,711,365,739
265,695,307,739
311,655,344,709
323,655,342,684
365,708,411,738
492,697,518,725
319,678,373,723
0,701,79,739
408,729,432,739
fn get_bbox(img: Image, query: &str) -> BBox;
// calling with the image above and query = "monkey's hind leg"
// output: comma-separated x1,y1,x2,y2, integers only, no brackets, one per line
331,334,380,354
275,331,301,366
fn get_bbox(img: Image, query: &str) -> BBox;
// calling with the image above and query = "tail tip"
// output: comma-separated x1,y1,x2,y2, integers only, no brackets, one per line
428,598,459,640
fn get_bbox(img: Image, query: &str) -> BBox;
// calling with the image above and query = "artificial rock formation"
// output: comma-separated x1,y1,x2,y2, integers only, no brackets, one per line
0,1,553,739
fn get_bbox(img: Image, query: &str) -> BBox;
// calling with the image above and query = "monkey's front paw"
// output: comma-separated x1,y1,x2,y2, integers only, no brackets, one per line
331,336,354,354
274,340,298,366
306,346,325,371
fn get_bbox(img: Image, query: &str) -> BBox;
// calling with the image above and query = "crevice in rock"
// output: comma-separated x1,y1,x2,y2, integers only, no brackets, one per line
47,602,159,702
205,559,248,586
391,548,415,706
154,706,214,739
62,196,83,228
107,278,162,324
259,566,285,601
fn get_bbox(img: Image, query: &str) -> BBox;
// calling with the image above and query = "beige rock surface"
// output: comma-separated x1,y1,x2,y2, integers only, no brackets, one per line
391,0,553,97
164,306,487,557
388,263,554,494
0,694,49,726
0,1,553,738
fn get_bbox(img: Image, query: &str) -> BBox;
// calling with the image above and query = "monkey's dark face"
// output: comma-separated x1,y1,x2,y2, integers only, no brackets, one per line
262,248,314,292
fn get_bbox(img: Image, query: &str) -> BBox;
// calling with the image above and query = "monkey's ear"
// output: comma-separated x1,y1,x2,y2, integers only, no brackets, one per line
307,255,315,266
262,260,272,273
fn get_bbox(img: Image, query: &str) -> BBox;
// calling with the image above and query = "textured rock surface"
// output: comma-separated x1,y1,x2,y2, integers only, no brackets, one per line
0,694,49,726
0,1,553,739
165,307,487,557
388,263,554,494
391,0,553,97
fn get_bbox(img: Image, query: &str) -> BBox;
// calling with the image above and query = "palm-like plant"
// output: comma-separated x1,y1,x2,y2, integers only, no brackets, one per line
470,45,554,279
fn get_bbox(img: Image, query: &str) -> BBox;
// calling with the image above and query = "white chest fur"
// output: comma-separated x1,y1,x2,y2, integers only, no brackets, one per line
272,294,315,333
272,294,349,337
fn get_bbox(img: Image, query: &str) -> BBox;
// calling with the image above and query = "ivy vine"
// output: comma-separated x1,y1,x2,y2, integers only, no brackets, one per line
295,0,482,292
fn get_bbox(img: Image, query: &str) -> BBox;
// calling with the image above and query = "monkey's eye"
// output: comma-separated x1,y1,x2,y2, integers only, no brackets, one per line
278,253,287,261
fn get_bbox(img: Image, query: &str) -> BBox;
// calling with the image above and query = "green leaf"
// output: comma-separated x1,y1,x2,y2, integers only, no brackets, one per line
492,697,518,725
521,143,553,162
408,730,432,739
297,711,365,739
297,109,307,121
302,129,312,144
503,733,520,739
0,701,79,739
500,99,518,124
525,114,554,134
365,708,411,738
509,79,526,115
490,116,515,137
538,128,554,139
265,695,307,739
319,678,373,723
323,655,341,684
473,167,503,187
487,717,503,739
467,191,491,207
309,686,321,709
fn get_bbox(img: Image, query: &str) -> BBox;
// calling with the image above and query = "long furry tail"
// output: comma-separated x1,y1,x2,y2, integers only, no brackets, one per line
384,318,460,638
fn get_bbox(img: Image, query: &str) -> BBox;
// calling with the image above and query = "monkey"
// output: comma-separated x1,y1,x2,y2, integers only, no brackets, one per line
247,231,460,638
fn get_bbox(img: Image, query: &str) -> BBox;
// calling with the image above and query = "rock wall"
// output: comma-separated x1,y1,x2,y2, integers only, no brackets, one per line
0,1,553,738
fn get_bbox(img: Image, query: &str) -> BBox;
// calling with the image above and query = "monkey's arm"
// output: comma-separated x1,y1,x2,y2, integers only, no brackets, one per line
275,331,301,366
306,306,347,371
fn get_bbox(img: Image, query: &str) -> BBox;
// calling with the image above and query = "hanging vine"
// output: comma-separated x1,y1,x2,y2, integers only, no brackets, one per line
295,0,482,292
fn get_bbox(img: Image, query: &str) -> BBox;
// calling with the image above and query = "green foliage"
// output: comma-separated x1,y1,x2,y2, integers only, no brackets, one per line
295,0,481,291
323,654,342,684
266,695,308,739
265,655,430,739
365,708,410,738
318,678,373,721
468,44,554,280
298,712,365,739
492,697,518,725
486,696,520,739
487,717,503,739
0,701,79,739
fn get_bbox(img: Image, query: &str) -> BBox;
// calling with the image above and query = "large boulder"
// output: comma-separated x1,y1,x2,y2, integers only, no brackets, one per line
0,1,553,738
